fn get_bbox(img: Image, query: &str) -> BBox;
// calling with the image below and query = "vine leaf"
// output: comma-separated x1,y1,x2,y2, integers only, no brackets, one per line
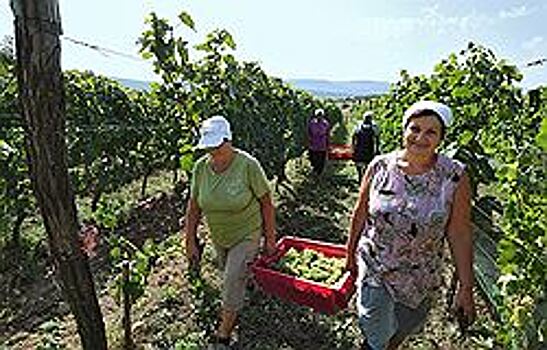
536,116,547,151
178,11,196,32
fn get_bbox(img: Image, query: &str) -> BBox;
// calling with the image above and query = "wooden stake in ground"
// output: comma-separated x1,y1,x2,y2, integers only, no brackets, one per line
10,1,107,349
122,260,134,350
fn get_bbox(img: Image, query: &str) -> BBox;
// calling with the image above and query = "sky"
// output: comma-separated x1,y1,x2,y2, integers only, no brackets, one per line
1,0,546,89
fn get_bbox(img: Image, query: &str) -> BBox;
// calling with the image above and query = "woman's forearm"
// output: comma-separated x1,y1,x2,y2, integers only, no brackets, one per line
449,231,474,290
260,192,276,243
185,198,201,241
347,206,366,254
447,171,474,290
347,168,371,255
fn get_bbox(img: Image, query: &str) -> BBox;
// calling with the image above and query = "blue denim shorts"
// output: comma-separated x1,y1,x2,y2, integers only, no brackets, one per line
357,282,430,350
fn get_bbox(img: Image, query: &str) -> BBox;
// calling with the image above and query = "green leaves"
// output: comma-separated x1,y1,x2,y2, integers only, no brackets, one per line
194,29,236,53
110,236,158,305
0,139,13,157
179,147,194,173
178,11,196,32
458,130,474,145
220,30,236,50
138,11,326,181
0,62,33,247
186,261,221,339
536,116,547,151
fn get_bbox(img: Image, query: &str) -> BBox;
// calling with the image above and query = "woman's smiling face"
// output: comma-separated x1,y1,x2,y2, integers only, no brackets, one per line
403,114,443,157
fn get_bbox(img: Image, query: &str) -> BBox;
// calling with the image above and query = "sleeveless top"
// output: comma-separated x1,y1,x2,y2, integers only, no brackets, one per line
357,151,465,308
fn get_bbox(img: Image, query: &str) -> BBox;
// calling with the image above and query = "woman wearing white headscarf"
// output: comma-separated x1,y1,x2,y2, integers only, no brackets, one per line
345,101,475,349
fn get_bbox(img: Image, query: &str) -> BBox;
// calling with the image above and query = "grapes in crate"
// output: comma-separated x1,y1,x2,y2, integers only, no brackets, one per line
273,247,345,285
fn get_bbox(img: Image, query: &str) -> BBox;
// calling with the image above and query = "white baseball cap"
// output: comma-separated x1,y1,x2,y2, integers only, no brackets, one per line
314,108,325,117
196,115,232,149
403,100,453,128
363,111,374,119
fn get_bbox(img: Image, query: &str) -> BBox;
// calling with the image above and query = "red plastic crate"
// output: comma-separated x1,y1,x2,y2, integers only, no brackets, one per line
251,236,356,314
328,144,353,160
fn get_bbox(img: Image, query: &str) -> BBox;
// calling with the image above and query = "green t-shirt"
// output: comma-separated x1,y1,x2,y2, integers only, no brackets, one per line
190,149,270,248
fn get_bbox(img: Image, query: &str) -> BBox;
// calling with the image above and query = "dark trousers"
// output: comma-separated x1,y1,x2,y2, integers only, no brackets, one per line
309,150,327,175
354,160,371,181
354,154,374,181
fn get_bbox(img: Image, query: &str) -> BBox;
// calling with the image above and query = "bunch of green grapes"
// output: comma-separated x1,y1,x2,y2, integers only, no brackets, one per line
273,247,345,285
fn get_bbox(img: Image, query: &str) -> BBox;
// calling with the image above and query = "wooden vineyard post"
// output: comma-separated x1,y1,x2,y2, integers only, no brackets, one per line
10,0,107,348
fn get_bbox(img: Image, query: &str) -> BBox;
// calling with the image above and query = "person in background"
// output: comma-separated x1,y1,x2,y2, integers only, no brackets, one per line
352,111,379,181
307,108,331,175
184,115,277,349
345,101,475,349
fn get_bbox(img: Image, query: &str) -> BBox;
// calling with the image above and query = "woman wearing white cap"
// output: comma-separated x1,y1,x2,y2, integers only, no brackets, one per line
184,115,277,349
345,101,475,349
307,108,331,175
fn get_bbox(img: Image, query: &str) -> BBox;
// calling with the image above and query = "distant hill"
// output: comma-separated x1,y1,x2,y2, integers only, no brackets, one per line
287,79,390,98
114,77,390,98
115,77,152,91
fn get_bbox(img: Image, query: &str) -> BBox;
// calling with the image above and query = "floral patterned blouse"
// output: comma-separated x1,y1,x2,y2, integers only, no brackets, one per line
357,151,465,308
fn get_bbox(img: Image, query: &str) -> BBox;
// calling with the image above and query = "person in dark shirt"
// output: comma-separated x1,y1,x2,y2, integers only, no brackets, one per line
352,111,379,180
